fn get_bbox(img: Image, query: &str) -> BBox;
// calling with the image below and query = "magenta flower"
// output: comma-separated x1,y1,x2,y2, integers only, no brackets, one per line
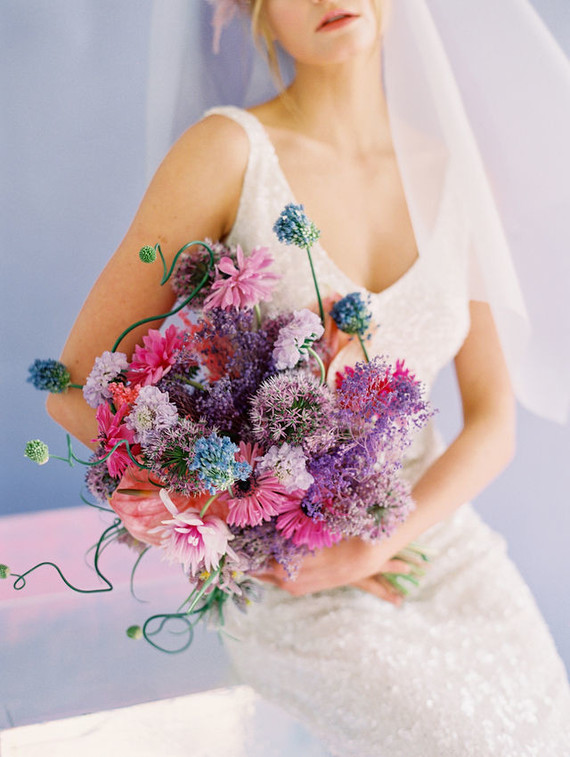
127,325,184,386
95,403,141,478
276,499,342,550
152,489,236,576
203,245,280,311
219,442,300,528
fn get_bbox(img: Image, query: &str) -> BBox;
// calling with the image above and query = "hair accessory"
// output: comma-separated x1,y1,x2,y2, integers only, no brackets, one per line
208,0,248,54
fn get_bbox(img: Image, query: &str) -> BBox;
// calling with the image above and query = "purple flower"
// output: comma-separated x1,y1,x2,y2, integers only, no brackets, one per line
272,309,324,370
83,351,129,408
250,371,336,452
85,447,119,502
257,443,314,492
170,240,234,306
125,385,179,444
143,418,209,496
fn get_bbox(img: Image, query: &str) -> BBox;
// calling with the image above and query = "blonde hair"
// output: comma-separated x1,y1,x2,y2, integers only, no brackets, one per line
250,0,386,89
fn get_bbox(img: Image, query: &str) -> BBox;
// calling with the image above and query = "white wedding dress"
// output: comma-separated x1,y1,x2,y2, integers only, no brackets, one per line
204,106,570,756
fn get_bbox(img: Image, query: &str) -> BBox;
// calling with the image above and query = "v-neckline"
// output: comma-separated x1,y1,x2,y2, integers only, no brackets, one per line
245,108,424,300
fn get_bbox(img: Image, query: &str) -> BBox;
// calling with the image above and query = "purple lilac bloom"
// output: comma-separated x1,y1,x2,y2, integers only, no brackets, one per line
83,351,129,408
250,371,336,453
273,203,320,248
27,359,70,393
330,292,372,336
257,443,314,492
85,447,119,502
125,385,179,444
170,240,234,306
229,519,305,578
188,433,251,494
272,309,325,370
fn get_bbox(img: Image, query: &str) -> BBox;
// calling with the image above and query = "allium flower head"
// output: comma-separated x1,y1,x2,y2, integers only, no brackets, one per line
83,351,129,408
24,439,49,465
188,433,251,494
330,292,372,336
125,385,178,444
250,371,335,452
85,449,119,503
273,203,320,248
203,245,280,311
219,442,300,528
272,309,325,370
257,443,314,492
139,245,157,263
143,417,212,496
27,359,70,393
127,325,184,386
152,489,235,575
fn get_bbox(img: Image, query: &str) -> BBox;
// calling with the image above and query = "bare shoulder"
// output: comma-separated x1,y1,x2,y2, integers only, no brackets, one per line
141,113,250,242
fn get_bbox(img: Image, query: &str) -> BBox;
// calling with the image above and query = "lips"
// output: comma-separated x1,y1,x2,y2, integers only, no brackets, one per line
316,10,358,32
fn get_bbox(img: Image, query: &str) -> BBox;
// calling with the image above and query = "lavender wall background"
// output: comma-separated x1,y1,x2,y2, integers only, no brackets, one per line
1,0,569,676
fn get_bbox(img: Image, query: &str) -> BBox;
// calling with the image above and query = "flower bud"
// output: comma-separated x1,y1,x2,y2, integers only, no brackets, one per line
126,625,143,640
139,245,157,263
24,439,50,465
27,359,71,393
0,565,10,579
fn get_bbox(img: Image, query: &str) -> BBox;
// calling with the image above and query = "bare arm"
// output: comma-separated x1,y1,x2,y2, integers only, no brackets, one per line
46,115,249,448
263,300,516,596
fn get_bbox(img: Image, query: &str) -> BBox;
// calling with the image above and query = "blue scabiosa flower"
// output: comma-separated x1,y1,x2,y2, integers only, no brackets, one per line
189,433,251,494
24,439,50,465
273,203,320,248
28,359,71,393
330,292,372,336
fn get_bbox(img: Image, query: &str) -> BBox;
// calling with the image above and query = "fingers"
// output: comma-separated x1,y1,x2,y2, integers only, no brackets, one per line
380,559,412,574
351,576,404,606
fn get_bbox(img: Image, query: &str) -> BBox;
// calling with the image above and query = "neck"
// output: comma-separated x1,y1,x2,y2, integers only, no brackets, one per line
281,45,391,154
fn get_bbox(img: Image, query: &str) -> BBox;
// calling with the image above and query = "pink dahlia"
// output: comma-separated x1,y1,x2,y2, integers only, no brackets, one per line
95,403,141,478
127,325,184,386
203,245,280,311
219,442,300,528
276,499,342,550
152,489,236,576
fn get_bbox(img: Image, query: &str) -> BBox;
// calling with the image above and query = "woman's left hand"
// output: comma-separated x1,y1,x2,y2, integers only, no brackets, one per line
255,537,410,605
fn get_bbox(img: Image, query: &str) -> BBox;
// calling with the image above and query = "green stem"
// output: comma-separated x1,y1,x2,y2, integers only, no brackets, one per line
254,304,262,329
183,563,223,615
357,334,370,363
111,240,215,353
50,434,150,471
170,374,206,391
200,493,218,518
305,246,325,325
68,383,83,390
306,346,326,385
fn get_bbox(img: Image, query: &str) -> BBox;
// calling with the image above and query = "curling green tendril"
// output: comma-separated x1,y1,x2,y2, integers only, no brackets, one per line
9,520,121,595
111,240,215,353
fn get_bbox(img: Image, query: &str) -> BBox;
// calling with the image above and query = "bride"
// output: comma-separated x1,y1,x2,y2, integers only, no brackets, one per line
46,0,570,753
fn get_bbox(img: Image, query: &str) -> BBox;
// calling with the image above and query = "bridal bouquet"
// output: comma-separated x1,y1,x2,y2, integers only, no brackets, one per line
7,204,432,652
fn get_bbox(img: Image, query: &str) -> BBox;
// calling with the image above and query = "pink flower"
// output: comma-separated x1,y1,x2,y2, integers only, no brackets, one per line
203,245,280,310
276,499,342,550
109,468,227,546
127,325,184,386
95,403,141,478
152,489,236,576
219,442,299,528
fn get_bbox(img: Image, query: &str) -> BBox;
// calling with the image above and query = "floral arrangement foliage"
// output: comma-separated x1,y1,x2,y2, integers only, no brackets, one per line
7,204,432,653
